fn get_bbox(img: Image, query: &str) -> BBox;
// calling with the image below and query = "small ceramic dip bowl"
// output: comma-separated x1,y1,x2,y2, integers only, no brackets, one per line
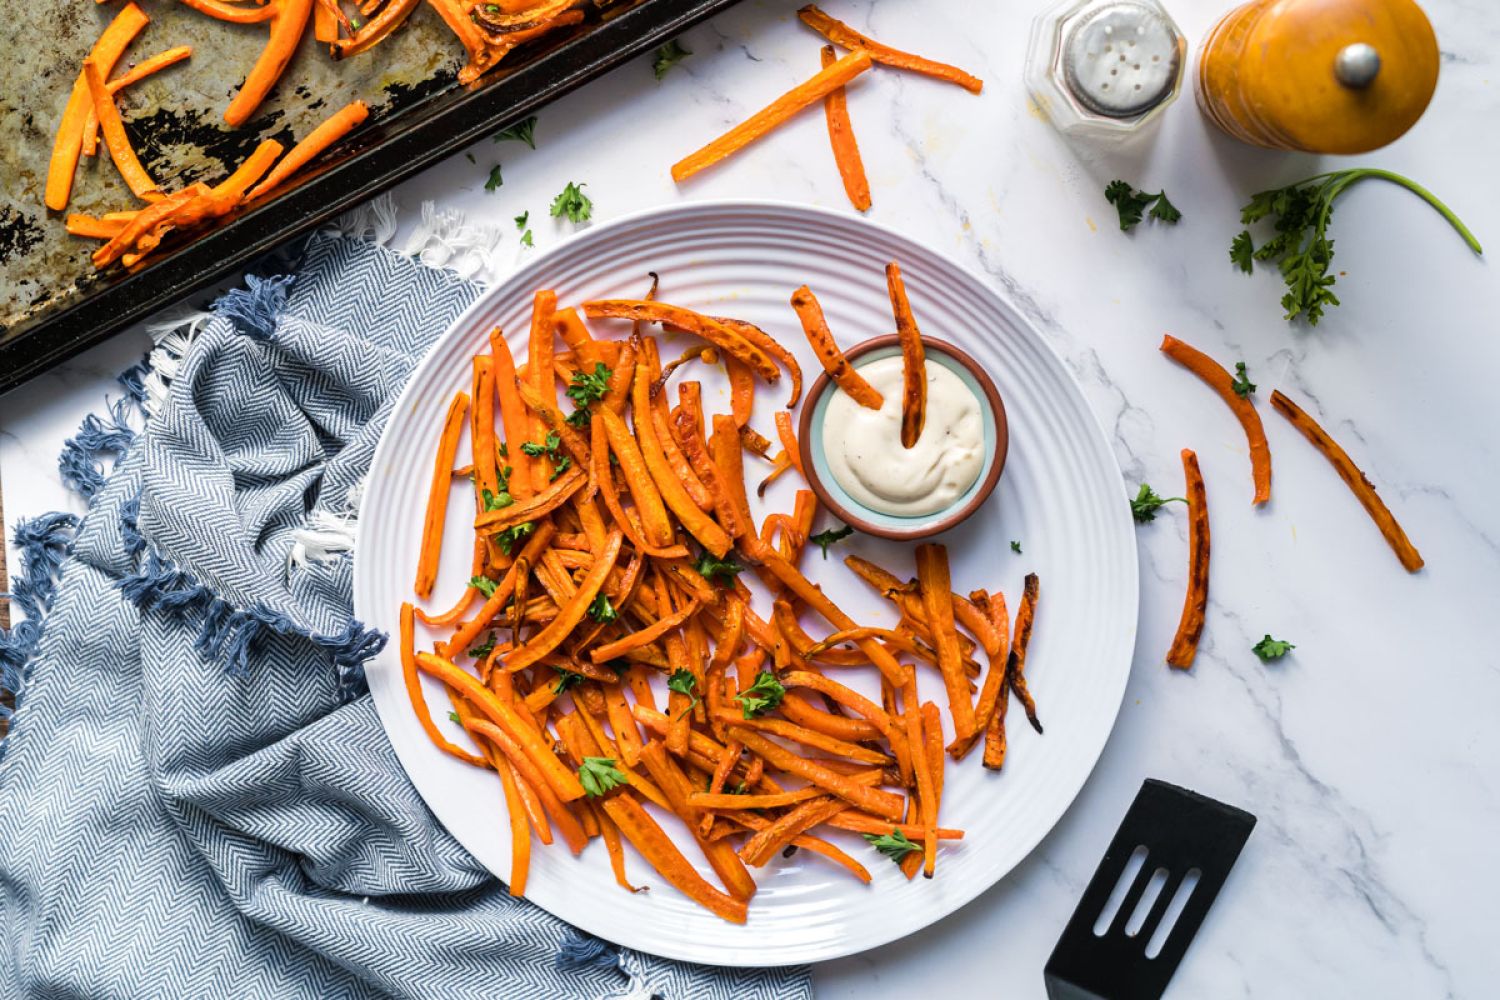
797,335,1008,541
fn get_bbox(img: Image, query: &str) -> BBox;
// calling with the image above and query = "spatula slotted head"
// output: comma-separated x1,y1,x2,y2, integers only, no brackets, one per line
1044,779,1255,1000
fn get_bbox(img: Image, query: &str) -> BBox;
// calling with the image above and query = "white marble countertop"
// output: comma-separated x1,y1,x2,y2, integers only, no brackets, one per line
5,1,1499,995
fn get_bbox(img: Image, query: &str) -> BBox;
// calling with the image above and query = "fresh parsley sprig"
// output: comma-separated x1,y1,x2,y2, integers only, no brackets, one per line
1130,484,1185,523
736,670,785,719
1230,362,1256,398
1230,169,1482,324
494,115,537,148
652,39,692,80
1104,180,1181,232
469,575,498,597
551,182,592,224
495,521,534,556
588,592,618,623
808,524,854,558
863,829,920,864
577,756,627,798
667,668,700,718
1252,635,1295,661
693,551,742,584
484,164,503,193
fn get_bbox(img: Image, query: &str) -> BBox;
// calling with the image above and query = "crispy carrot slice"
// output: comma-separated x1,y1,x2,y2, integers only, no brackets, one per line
948,591,1009,759
714,316,804,408
820,44,871,211
246,100,369,199
506,530,623,673
637,741,757,902
630,358,733,557
1160,334,1272,505
790,284,884,409
740,795,848,867
672,49,873,182
886,262,927,447
798,5,984,94
915,544,976,740
583,301,780,385
180,0,279,22
599,792,748,924
330,0,421,57
45,2,149,211
1269,390,1423,572
1006,578,1042,732
399,603,487,767
224,0,314,127
729,727,905,820
414,391,469,599
1166,450,1210,669
82,45,195,156
84,57,159,201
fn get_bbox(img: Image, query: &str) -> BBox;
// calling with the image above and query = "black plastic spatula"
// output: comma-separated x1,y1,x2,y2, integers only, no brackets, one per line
1044,779,1256,1000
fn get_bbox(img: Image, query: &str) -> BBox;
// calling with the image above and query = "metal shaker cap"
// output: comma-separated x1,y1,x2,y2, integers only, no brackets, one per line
1062,2,1184,117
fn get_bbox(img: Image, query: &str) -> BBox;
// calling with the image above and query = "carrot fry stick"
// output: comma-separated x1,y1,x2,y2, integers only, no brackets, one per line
596,806,645,893
526,290,558,493
84,57,160,201
494,753,531,895
414,390,468,598
247,100,369,199
180,0,279,22
1166,450,1210,669
330,0,422,57
441,522,555,656
1007,576,1042,732
82,44,195,153
672,49,873,182
598,408,675,548
887,262,927,448
1160,334,1272,505
630,360,734,557
1269,390,1423,572
637,742,757,901
505,530,623,672
465,717,588,854
728,727,905,820
820,45,871,211
313,0,339,42
826,812,964,841
66,214,127,239
415,651,586,802
899,673,937,876
714,317,805,408
947,591,1008,759
224,0,314,127
740,795,848,867
582,301,780,385
920,700,944,878
589,597,700,664
773,411,805,478
399,604,487,767
915,544,976,740
208,138,284,207
46,1,149,211
711,415,758,540
719,714,891,765
780,670,892,735
599,793,749,924
798,4,984,94
790,285,884,409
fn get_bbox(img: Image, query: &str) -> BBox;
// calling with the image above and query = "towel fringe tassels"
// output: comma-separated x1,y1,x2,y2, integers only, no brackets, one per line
0,512,81,756
216,273,294,341
403,200,503,283
328,190,399,246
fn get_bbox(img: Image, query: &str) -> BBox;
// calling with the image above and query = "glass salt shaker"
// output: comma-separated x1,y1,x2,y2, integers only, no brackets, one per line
1025,0,1186,141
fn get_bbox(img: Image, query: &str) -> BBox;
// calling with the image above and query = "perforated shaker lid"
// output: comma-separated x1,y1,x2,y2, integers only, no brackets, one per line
1062,1,1183,118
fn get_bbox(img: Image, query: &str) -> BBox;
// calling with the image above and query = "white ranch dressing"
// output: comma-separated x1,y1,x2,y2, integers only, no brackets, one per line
822,355,985,517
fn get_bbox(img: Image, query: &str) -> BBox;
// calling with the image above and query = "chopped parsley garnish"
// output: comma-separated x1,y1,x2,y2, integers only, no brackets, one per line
467,631,497,658
1010,540,1022,554
550,181,592,224
736,670,785,719
514,210,529,230
588,592,618,623
808,524,854,558
482,487,513,511
520,431,561,458
495,521,534,556
652,39,692,80
494,115,537,148
577,756,627,798
1252,635,1295,661
1230,361,1256,398
549,455,573,481
693,551,742,584
1104,180,1181,231
1130,484,1186,523
1229,231,1255,274
484,164,503,193
567,363,613,407
552,668,584,695
564,406,591,428
863,829,920,864
519,229,533,248
469,575,498,597
448,710,461,724
668,668,700,718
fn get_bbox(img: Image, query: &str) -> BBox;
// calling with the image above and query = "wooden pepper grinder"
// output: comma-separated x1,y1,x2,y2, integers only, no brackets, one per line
1196,0,1440,154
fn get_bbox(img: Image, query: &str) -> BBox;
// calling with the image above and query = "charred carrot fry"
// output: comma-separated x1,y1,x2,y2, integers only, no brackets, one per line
1166,450,1209,669
1006,576,1042,732
505,530,623,672
798,5,984,94
1269,390,1423,572
728,727,905,820
246,100,369,199
672,49,873,182
224,0,314,127
330,0,422,57
714,317,805,409
820,45,871,211
887,262,927,448
582,301,781,385
46,2,149,212
84,57,160,201
414,391,469,599
711,414,758,540
791,285,884,409
1160,335,1271,505
180,0,279,22
915,544,976,740
948,591,1008,759
726,357,756,428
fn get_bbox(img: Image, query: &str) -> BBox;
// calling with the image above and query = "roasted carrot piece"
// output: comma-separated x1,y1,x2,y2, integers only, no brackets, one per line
414,390,469,599
82,45,195,156
915,544,976,740
1160,335,1272,505
46,1,149,211
780,670,892,735
494,751,532,895
720,714,891,765
246,100,369,199
599,792,749,924
330,0,422,57
1166,450,1210,669
582,301,781,385
740,795,848,867
224,0,314,127
399,603,487,767
887,262,927,448
526,290,558,493
505,530,623,673
715,316,805,409
66,214,127,239
798,5,984,94
209,139,284,207
728,727,905,820
180,0,279,22
820,45,871,211
84,57,160,201
1007,576,1042,732
1269,390,1423,572
672,48,873,182
790,284,884,409
465,716,589,854
595,806,645,894
598,408,675,548
948,591,1008,759
637,741,757,901
920,700,945,877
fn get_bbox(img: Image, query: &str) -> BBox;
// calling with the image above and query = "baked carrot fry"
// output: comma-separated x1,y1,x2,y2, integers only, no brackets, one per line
313,0,338,42
330,0,422,58
466,717,588,854
780,670,892,735
246,100,369,199
720,714,891,765
715,811,872,882
1160,334,1271,505
595,806,645,894
414,391,468,598
582,301,781,385
1166,450,1209,669
740,795,848,867
728,727,905,820
673,407,746,540
599,792,749,923
948,591,1008,759
820,45,871,211
82,45,195,155
798,5,984,94
1269,390,1423,572
711,414,758,540
526,290,558,493
209,139,284,206
66,214,127,239
84,58,160,201
715,317,805,409
598,408,675,547
441,522,555,656
887,262,927,448
915,544,976,739
224,0,314,127
475,466,585,533
672,48,873,182
399,603,487,767
1006,577,1042,732
637,741,757,901
494,748,531,895
790,285,884,409
630,364,733,557
773,411,805,478
921,700,944,878
899,673,937,876
46,1,149,212
826,812,964,840
416,651,587,801
689,783,866,811
505,530,623,672
180,0,278,22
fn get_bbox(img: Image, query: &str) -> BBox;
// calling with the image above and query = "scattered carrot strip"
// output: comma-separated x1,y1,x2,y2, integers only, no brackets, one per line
399,603,488,767
582,301,781,385
672,49,873,182
180,0,279,23
1165,450,1210,669
224,0,315,127
819,44,871,211
82,45,195,156
798,4,984,94
790,284,884,409
1269,390,1423,572
247,100,369,200
414,391,469,599
84,57,160,201
1160,334,1272,505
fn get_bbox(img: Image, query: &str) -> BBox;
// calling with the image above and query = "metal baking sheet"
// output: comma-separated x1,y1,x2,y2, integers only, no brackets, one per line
0,0,740,394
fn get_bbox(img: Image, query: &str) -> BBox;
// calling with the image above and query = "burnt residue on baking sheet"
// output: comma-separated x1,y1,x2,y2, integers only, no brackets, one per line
0,0,462,338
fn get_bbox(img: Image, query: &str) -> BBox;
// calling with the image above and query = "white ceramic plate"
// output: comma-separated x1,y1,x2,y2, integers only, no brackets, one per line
354,201,1137,967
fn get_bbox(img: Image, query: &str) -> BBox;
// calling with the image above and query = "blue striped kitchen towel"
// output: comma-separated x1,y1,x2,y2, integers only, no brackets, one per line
0,210,812,1000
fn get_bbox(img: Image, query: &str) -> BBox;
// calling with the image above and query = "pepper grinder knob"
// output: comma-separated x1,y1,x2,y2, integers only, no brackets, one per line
1334,42,1382,88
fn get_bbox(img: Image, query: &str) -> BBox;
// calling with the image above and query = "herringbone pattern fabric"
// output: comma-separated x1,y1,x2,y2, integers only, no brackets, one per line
0,233,813,1000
